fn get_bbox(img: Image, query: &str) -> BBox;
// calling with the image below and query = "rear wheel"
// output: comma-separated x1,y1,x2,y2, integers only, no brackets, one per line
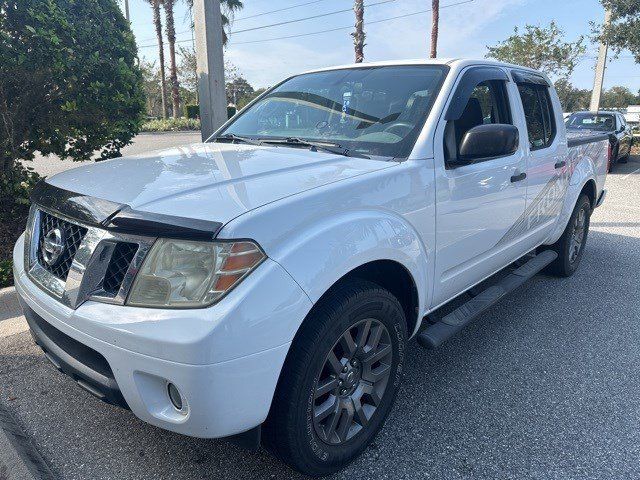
544,194,592,277
263,280,407,476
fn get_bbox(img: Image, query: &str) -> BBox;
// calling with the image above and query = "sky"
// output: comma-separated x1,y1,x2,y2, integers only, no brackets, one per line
124,0,640,92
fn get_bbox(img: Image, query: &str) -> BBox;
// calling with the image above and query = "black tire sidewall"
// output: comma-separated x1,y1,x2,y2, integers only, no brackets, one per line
560,195,591,275
288,285,407,475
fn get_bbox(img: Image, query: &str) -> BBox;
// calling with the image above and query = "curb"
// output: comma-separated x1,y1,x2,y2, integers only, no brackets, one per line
0,288,53,479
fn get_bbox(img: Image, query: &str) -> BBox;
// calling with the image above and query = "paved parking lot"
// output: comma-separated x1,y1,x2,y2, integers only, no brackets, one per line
1,157,640,479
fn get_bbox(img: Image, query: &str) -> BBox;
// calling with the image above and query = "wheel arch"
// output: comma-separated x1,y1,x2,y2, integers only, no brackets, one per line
269,209,431,338
313,259,420,338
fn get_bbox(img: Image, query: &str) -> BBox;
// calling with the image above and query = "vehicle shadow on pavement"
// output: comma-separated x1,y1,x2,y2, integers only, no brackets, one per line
1,228,639,480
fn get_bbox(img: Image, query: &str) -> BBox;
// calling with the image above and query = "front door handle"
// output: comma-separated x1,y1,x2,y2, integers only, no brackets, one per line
555,160,566,169
510,172,527,183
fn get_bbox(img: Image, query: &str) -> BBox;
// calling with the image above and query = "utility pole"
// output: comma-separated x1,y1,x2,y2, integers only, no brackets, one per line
193,0,227,140
590,9,612,112
123,0,130,22
352,0,365,63
430,0,439,58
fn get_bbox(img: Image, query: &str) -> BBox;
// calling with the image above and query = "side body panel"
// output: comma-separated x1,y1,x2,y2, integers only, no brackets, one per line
220,160,436,336
543,138,608,245
430,66,528,307
514,77,571,249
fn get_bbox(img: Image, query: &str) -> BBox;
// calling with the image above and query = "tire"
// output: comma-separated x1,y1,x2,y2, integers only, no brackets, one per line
609,146,618,171
619,148,629,163
544,194,592,277
263,280,407,476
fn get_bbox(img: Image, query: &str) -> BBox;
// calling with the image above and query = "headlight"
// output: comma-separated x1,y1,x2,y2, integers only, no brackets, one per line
126,239,265,308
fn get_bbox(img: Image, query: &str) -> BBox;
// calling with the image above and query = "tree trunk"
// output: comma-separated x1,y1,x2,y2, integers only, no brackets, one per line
164,0,181,118
352,0,365,63
430,0,439,59
152,0,169,119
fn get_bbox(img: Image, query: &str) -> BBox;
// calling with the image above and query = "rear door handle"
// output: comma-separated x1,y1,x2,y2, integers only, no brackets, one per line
510,172,527,183
554,160,566,169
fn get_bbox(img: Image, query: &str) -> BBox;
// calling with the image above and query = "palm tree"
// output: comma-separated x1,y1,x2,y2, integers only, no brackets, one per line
164,0,181,118
146,0,169,119
430,0,439,58
185,0,243,46
352,0,365,63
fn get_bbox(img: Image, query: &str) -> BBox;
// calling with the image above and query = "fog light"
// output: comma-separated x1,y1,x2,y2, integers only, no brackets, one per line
167,383,184,411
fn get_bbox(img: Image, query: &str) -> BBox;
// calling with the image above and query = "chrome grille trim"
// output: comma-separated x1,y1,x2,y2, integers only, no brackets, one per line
25,206,156,309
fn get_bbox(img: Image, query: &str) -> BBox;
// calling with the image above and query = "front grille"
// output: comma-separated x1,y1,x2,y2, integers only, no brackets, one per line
28,207,151,308
37,211,88,281
102,242,138,295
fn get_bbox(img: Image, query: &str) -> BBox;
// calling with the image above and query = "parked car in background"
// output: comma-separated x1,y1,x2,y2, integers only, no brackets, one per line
625,105,640,125
565,111,633,170
14,59,609,476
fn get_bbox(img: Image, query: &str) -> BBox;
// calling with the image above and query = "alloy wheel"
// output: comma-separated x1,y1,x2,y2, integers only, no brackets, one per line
569,207,587,263
312,318,393,445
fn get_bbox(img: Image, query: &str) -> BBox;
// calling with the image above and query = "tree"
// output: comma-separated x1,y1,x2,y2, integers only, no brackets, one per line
163,0,181,117
0,0,145,173
430,0,439,58
178,45,198,99
554,79,591,112
486,21,586,80
601,86,640,109
226,77,254,105
352,0,365,63
237,88,266,110
185,0,243,46
140,60,166,117
595,1,640,63
146,0,168,118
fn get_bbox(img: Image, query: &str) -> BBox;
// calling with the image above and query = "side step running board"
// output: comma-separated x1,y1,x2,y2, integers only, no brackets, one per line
417,250,558,349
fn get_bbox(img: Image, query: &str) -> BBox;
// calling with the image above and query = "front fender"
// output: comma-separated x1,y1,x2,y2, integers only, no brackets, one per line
271,210,430,335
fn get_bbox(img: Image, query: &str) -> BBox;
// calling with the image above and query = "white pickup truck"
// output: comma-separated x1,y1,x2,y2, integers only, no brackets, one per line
14,59,609,476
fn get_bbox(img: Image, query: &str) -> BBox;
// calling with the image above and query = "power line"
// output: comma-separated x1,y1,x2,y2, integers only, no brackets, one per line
232,0,475,45
139,0,398,49
138,0,389,43
138,0,474,50
234,0,331,23
232,0,397,35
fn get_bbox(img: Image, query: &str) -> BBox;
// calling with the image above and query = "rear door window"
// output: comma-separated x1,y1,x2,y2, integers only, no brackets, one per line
517,84,555,150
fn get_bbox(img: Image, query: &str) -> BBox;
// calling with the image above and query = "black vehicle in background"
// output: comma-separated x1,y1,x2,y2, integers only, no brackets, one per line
565,111,634,171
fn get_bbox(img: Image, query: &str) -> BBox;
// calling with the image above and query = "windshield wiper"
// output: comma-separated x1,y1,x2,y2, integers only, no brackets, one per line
215,133,263,146
261,137,370,159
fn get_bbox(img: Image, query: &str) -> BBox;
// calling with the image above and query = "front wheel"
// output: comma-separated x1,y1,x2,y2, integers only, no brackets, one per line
263,280,407,476
544,194,592,277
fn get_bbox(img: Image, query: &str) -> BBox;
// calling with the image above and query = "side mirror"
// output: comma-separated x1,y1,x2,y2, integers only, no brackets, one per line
455,124,519,164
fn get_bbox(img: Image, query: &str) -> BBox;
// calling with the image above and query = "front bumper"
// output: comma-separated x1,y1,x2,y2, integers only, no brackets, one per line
13,235,313,439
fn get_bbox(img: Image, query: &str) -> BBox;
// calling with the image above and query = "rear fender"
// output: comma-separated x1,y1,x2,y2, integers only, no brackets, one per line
544,153,598,245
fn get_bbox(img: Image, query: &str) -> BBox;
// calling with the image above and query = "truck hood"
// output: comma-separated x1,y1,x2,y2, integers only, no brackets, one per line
46,142,394,225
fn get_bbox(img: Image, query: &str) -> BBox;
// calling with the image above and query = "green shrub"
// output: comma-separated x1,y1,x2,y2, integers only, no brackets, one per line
0,260,12,289
184,104,200,119
0,0,145,171
140,118,201,132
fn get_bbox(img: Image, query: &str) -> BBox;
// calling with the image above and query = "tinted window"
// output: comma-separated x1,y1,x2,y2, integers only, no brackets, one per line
565,113,615,132
445,80,512,161
517,84,555,149
219,66,449,158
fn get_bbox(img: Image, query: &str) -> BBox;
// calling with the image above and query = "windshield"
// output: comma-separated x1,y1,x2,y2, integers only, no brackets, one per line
216,65,449,158
566,113,616,132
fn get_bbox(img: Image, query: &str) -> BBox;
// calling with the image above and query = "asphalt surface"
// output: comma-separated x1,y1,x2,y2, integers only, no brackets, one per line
27,132,202,178
1,156,640,479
